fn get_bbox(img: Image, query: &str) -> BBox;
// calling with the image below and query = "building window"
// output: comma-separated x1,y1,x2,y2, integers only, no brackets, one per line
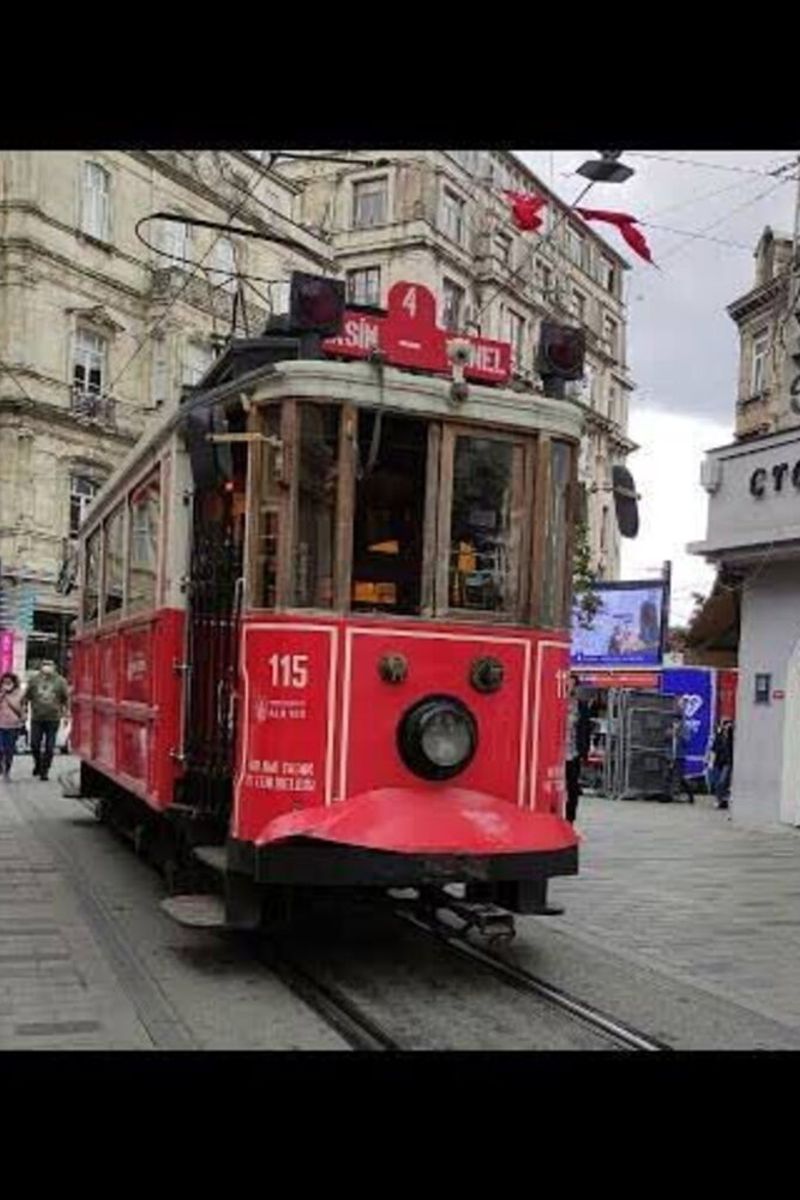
70,474,101,539
571,289,586,324
535,259,553,297
151,338,170,408
346,266,381,307
441,187,466,244
182,341,215,388
751,330,769,396
81,161,111,242
599,255,616,294
506,309,525,369
213,237,237,293
352,177,387,229
566,226,586,270
73,328,107,398
608,384,619,425
603,314,619,359
494,232,512,268
442,278,465,331
158,215,190,265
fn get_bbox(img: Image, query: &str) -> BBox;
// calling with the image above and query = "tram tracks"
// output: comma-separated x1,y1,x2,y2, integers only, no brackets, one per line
392,906,670,1052
248,900,670,1053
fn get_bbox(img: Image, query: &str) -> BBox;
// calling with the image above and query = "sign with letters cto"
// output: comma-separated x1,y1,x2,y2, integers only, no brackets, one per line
660,667,716,779
235,624,337,841
322,281,512,385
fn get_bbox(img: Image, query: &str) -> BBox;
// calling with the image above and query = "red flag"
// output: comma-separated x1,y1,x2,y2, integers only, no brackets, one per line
504,190,547,233
575,207,654,265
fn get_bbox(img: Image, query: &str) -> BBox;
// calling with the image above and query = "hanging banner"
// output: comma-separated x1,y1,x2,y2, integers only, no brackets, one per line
660,667,716,779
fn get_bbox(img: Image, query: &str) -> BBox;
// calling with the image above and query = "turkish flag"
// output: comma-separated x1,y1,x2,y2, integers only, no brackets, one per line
504,190,547,232
575,208,654,264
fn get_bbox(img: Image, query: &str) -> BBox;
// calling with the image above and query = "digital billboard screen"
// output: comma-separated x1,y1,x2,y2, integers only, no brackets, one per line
571,581,666,667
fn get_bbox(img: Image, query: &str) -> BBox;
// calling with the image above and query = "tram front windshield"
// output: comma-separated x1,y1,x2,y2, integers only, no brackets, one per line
352,412,427,616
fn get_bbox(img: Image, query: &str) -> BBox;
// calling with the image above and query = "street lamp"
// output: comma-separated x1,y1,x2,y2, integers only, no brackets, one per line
577,151,634,185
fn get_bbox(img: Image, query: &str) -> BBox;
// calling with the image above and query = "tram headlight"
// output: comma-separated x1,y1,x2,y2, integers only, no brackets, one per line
397,695,477,781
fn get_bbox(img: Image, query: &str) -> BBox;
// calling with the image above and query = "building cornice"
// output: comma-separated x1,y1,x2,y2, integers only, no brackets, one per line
0,393,139,446
727,272,788,323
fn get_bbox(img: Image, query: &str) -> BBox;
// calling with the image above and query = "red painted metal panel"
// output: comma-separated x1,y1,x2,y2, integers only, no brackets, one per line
120,626,153,705
118,718,150,784
71,608,185,812
257,786,577,855
96,635,118,700
717,668,738,723
343,626,530,805
321,282,512,385
532,641,570,815
233,615,570,853
235,624,336,842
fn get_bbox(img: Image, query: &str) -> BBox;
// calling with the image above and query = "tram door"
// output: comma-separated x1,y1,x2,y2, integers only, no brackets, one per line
182,406,247,819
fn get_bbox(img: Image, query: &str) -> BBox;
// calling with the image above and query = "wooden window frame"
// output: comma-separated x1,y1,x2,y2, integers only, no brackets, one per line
435,423,533,625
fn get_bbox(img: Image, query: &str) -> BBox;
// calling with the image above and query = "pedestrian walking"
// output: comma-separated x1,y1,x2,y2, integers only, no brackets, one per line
711,719,734,810
23,660,69,782
0,672,25,780
565,680,592,824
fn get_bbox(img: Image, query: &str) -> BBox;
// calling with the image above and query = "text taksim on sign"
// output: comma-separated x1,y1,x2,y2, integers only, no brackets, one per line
322,281,512,385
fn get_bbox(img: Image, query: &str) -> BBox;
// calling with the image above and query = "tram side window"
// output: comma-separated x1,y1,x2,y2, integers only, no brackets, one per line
449,436,518,613
352,412,427,616
255,406,282,608
540,439,572,628
128,472,160,614
103,504,125,620
83,528,100,624
293,403,339,609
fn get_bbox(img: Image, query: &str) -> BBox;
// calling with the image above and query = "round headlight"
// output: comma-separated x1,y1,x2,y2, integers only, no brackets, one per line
397,695,477,781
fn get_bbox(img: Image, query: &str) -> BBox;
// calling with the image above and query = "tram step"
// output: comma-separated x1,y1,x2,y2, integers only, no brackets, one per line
192,845,228,872
161,894,228,929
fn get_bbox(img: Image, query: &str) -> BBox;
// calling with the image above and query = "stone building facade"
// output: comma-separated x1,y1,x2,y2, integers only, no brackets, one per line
279,149,636,578
0,150,331,670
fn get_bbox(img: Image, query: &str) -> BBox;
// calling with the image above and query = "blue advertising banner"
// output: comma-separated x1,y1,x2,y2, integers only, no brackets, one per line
661,667,716,778
571,582,666,667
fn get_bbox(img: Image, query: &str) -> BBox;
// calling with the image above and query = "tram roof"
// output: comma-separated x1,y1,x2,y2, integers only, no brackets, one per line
81,357,585,532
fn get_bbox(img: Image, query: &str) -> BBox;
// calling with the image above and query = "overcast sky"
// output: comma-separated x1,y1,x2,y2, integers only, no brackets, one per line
516,149,799,624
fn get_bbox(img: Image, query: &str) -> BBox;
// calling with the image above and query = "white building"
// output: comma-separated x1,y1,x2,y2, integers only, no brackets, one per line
690,224,800,828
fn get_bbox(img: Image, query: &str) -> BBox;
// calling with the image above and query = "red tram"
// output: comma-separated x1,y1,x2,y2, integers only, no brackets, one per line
70,278,584,929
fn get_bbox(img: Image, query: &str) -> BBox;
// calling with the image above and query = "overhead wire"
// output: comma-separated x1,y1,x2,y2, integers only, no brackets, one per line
625,152,797,178
106,152,281,408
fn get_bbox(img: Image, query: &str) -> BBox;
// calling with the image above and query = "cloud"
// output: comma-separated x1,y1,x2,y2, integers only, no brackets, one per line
621,406,731,624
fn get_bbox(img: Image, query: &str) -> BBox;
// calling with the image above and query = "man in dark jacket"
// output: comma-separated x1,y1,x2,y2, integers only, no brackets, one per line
23,661,69,782
712,719,734,810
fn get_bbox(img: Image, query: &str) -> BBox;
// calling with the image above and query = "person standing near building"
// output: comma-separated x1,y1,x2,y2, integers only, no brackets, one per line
565,680,592,824
0,673,25,780
23,660,69,782
712,719,734,810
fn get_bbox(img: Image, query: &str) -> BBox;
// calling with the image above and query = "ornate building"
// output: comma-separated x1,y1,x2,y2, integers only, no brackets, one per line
278,149,636,579
0,150,331,670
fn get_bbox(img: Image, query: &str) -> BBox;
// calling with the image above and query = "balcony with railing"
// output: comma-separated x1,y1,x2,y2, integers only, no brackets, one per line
70,385,116,428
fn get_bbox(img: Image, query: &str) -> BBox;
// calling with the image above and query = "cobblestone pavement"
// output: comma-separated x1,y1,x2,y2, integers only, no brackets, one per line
0,759,345,1050
525,791,800,1045
5,759,800,1049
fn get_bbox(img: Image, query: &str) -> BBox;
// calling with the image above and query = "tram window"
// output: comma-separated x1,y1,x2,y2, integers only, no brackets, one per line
540,439,572,628
293,403,339,609
83,528,100,625
128,471,160,614
103,504,125,620
449,436,518,613
352,412,427,616
255,405,282,608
